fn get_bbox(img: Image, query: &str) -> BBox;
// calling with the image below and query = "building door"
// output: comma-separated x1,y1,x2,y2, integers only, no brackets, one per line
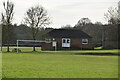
62,38,70,47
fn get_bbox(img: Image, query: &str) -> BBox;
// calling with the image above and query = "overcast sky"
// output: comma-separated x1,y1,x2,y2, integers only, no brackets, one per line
0,0,118,28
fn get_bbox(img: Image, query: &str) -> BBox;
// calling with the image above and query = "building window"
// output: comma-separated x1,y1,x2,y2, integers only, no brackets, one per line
67,39,70,43
62,38,71,47
45,38,51,43
63,39,66,43
82,39,88,44
62,38,70,43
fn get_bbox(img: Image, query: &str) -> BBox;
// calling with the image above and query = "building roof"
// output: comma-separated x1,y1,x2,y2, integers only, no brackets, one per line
46,29,92,38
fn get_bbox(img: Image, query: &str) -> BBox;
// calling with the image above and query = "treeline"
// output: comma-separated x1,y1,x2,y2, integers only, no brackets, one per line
1,21,118,49
1,24,53,45
60,20,118,48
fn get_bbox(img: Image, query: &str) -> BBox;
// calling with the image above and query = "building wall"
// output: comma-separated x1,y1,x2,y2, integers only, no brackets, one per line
71,38,92,49
41,38,93,50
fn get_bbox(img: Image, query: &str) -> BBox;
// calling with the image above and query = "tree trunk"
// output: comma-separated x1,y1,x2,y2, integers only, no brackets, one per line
7,24,10,52
1,46,2,52
33,46,36,51
33,39,36,51
7,44,10,52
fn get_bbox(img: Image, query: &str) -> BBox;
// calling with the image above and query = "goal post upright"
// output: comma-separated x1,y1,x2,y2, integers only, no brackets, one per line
17,40,19,53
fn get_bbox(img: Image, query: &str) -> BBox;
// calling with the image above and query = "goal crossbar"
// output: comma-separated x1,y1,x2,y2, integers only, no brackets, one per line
16,40,57,53
17,40,47,42
16,40,48,53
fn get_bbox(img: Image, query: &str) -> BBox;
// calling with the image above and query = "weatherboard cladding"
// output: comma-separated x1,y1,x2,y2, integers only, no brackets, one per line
47,29,92,38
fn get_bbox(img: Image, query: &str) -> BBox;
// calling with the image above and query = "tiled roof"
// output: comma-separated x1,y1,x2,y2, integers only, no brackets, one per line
46,29,92,38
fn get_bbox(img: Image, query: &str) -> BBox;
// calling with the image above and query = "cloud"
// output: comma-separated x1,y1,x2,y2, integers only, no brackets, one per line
0,0,118,28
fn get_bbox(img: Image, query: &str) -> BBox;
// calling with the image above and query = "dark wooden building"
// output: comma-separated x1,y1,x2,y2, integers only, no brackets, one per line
41,29,93,50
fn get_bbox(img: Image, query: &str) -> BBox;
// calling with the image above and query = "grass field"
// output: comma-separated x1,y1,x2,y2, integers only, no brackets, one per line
2,47,119,78
2,46,119,54
2,47,41,52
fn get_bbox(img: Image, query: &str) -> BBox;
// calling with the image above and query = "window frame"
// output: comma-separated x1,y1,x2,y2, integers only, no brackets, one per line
62,38,71,47
62,38,71,44
82,39,88,44
45,38,51,43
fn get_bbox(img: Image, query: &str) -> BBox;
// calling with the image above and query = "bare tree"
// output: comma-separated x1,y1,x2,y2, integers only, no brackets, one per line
74,18,92,29
23,5,51,51
1,0,14,52
104,6,119,24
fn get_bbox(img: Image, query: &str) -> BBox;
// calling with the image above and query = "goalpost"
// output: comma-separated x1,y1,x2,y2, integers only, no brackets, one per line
16,40,57,53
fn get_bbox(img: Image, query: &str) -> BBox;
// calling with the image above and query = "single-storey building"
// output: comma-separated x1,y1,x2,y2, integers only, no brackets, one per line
41,29,93,50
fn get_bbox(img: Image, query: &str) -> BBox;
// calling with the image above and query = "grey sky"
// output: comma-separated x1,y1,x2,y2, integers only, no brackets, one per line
0,0,118,28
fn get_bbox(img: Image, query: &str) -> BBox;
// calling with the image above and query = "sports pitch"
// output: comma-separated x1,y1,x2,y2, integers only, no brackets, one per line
2,47,119,78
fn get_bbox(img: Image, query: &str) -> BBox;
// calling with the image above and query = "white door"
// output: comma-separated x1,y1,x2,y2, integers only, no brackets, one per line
62,38,70,47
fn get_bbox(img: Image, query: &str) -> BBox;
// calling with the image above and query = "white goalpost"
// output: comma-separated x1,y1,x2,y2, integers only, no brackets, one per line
17,40,46,53
16,40,57,53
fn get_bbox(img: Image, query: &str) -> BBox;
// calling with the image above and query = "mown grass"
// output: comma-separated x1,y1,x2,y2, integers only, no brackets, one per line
2,50,118,78
2,46,41,52
2,46,119,54
0,53,2,79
